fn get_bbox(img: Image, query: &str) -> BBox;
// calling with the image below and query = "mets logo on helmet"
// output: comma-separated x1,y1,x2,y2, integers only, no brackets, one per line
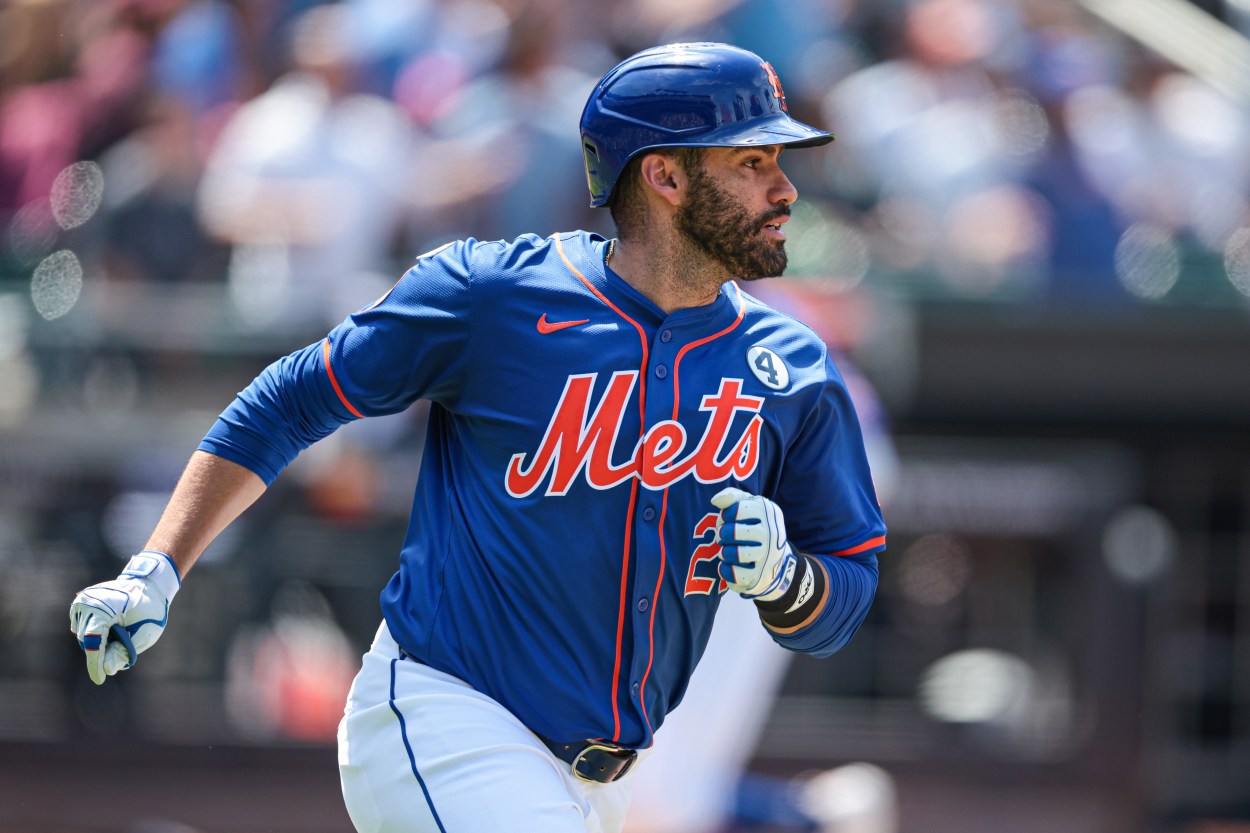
505,371,764,498
760,62,788,111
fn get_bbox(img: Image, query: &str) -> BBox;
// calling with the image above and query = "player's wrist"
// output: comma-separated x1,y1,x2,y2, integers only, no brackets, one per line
121,550,182,601
754,554,827,630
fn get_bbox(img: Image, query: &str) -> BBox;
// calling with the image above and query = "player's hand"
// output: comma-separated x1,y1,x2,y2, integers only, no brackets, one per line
69,551,181,685
711,487,797,601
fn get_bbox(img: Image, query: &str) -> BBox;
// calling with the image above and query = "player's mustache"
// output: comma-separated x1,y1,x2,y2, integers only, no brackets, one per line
759,205,791,226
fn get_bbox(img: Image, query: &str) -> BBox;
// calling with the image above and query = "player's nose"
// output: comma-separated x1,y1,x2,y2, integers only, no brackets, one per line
771,168,798,206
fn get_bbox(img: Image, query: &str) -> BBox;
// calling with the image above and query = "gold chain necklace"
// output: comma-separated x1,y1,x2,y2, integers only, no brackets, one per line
605,239,617,269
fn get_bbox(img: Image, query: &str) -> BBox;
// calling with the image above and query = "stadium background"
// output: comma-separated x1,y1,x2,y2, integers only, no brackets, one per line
2,0,1250,830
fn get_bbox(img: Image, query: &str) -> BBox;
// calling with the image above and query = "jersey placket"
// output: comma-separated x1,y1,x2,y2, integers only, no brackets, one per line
624,318,683,742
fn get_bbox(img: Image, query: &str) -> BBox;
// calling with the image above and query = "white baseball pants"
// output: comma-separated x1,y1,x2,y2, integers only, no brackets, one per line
337,622,634,833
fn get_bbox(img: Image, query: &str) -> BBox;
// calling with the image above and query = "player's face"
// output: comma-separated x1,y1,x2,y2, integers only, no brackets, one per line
674,146,798,280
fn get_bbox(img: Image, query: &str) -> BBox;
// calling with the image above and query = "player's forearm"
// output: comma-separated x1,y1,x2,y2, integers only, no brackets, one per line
144,450,267,578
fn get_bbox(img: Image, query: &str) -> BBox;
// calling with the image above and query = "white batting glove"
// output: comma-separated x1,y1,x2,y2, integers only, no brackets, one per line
69,551,181,685
711,487,798,601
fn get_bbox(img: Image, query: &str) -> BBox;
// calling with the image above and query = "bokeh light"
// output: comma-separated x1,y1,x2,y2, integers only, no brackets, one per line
1115,223,1180,300
1101,505,1177,585
919,648,1035,724
30,250,84,320
6,201,58,267
49,161,105,230
1225,227,1250,297
800,763,898,833
992,91,1051,159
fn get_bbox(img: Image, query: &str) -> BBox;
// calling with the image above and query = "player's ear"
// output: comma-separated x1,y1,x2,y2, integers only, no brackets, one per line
637,152,684,208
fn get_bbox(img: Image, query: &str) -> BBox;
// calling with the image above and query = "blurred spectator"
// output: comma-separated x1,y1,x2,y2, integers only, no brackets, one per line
100,94,227,284
225,580,358,742
1,1,150,238
196,2,419,330
349,1,431,98
150,0,250,119
5,0,1247,312
618,0,853,110
823,0,1054,300
1016,14,1127,303
393,0,606,245
1058,59,1250,246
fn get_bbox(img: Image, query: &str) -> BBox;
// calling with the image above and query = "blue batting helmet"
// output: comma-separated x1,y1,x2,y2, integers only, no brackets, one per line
580,42,834,207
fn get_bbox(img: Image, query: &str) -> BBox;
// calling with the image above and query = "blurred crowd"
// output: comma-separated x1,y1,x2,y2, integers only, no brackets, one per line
3,0,1250,752
3,0,1250,334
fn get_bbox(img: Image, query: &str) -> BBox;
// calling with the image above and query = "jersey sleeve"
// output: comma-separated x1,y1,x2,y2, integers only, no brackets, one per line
767,350,888,656
198,240,475,484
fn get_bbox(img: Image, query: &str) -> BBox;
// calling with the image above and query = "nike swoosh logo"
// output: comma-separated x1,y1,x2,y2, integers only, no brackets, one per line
537,314,589,334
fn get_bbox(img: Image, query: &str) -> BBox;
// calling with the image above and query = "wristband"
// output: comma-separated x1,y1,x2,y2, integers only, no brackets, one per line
121,551,182,601
754,554,827,631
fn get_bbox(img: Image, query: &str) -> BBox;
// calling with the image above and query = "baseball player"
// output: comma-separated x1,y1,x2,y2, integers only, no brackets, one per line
68,43,886,833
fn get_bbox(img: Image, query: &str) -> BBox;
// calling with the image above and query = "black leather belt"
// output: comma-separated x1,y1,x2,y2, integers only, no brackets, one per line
397,646,636,784
536,735,637,784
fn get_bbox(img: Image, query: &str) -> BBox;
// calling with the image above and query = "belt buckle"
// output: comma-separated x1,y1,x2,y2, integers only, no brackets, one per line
572,742,637,784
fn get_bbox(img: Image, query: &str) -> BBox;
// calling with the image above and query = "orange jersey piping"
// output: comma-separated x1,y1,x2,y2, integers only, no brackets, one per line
554,234,650,742
637,282,747,736
322,339,365,419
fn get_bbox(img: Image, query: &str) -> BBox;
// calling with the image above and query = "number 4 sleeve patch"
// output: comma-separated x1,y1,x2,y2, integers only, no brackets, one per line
746,345,789,390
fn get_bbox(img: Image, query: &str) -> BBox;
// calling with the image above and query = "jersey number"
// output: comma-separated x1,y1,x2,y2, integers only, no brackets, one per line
746,346,788,390
754,352,779,386
685,513,729,596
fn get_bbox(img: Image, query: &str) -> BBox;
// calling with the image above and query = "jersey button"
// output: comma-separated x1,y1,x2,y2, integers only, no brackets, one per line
631,682,640,698
642,506,656,522
637,598,649,612
660,329,673,343
654,364,668,379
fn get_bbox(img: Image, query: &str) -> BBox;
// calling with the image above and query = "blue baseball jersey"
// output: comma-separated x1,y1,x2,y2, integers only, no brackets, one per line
200,231,886,749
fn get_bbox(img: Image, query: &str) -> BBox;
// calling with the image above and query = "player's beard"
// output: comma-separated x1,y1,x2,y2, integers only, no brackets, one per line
674,162,790,280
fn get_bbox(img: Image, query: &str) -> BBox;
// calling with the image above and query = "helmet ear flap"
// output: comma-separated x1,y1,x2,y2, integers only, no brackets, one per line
581,139,603,200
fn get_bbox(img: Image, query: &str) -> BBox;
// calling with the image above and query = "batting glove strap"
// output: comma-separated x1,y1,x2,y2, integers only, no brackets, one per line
740,549,796,601
754,554,829,631
120,551,182,602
